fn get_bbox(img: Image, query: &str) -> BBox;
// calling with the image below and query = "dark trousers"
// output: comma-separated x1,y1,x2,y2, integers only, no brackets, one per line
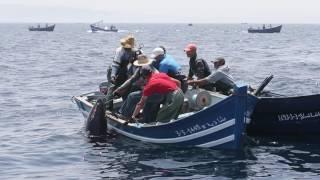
105,84,116,111
142,93,165,123
119,91,165,123
119,91,142,118
105,83,131,111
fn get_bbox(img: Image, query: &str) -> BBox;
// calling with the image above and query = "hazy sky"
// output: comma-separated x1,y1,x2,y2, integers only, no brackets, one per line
1,0,320,23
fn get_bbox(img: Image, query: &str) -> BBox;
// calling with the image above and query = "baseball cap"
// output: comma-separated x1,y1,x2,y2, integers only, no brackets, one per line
212,57,225,63
150,47,165,58
184,43,197,52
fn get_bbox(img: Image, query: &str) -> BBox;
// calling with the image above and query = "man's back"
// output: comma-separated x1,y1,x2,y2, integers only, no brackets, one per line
205,68,235,94
159,54,181,75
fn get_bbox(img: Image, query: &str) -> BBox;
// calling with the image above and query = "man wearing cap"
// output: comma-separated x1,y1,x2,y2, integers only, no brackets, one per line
132,67,184,123
114,55,158,119
188,57,235,95
151,46,188,92
211,57,230,73
184,43,213,91
151,47,181,77
105,35,138,110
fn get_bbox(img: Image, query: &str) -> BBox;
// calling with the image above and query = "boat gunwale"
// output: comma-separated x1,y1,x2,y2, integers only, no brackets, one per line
74,90,238,128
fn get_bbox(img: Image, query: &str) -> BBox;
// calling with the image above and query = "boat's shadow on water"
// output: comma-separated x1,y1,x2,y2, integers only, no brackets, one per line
248,136,320,175
83,134,320,179
250,135,320,146
83,134,256,179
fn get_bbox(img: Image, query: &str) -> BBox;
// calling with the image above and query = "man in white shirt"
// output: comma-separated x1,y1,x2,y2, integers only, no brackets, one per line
187,57,235,95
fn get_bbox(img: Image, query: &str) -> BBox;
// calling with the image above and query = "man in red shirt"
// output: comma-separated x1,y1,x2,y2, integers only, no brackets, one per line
132,66,184,123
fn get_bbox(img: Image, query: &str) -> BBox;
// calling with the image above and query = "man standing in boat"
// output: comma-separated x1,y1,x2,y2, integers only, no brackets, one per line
184,43,213,90
105,35,138,110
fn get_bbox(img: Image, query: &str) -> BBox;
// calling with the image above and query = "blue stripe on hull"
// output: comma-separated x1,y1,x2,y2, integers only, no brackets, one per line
109,119,241,149
108,98,239,139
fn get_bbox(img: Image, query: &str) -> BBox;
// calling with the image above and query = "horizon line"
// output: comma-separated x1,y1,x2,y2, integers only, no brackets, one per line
0,22,320,25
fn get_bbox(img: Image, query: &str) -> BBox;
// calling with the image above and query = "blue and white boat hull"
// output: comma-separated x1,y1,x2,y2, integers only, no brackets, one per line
74,85,248,149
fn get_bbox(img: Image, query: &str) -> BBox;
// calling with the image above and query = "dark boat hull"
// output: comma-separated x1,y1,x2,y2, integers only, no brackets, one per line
29,25,55,32
247,94,320,136
248,25,282,33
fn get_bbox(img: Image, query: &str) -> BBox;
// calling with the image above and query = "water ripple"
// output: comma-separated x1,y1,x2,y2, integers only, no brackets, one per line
1,23,320,179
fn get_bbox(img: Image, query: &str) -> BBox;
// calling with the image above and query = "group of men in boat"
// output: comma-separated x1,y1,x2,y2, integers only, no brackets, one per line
105,34,235,123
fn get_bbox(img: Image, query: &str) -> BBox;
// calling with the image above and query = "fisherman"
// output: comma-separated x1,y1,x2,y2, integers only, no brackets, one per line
184,43,213,90
187,57,235,95
105,35,138,110
151,47,181,77
210,57,230,73
132,66,184,123
151,47,188,92
113,55,158,119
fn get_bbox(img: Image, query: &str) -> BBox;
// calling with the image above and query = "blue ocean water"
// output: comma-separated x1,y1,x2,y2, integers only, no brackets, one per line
1,23,320,179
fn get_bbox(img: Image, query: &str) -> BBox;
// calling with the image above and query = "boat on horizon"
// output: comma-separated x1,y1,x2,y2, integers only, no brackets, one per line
248,24,282,33
28,24,55,32
90,21,118,32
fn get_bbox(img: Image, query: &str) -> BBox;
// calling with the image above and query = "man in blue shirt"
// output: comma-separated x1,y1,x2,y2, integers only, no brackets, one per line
151,47,187,92
151,47,181,78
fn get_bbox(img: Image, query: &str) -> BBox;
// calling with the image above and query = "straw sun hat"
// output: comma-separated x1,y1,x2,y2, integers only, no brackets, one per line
120,35,135,48
133,54,152,66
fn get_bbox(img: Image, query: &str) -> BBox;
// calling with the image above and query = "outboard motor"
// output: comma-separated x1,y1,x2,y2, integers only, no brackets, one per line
86,98,107,137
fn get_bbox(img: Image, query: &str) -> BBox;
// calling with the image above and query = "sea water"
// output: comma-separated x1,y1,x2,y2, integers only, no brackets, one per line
1,23,320,179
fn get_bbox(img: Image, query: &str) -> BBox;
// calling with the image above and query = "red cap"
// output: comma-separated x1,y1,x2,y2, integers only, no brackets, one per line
184,43,197,52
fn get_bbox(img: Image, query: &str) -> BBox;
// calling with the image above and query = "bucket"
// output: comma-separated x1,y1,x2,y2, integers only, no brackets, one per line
99,82,110,95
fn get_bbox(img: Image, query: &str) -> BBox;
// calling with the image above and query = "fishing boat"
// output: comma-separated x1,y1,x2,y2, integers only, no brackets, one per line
73,84,248,150
90,21,118,32
248,24,282,33
247,92,320,136
28,24,55,31
246,75,320,136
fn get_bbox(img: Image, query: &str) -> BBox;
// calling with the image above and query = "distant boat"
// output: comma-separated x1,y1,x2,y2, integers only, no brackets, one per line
188,23,193,26
90,20,118,32
248,24,282,33
28,24,55,32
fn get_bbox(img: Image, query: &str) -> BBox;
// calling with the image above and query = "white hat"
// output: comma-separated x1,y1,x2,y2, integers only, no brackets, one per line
150,47,165,58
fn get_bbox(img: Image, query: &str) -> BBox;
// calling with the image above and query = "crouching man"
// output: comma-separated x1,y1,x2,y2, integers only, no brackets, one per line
132,66,184,123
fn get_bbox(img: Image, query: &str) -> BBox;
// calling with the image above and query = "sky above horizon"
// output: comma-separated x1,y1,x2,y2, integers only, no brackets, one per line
1,0,320,23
